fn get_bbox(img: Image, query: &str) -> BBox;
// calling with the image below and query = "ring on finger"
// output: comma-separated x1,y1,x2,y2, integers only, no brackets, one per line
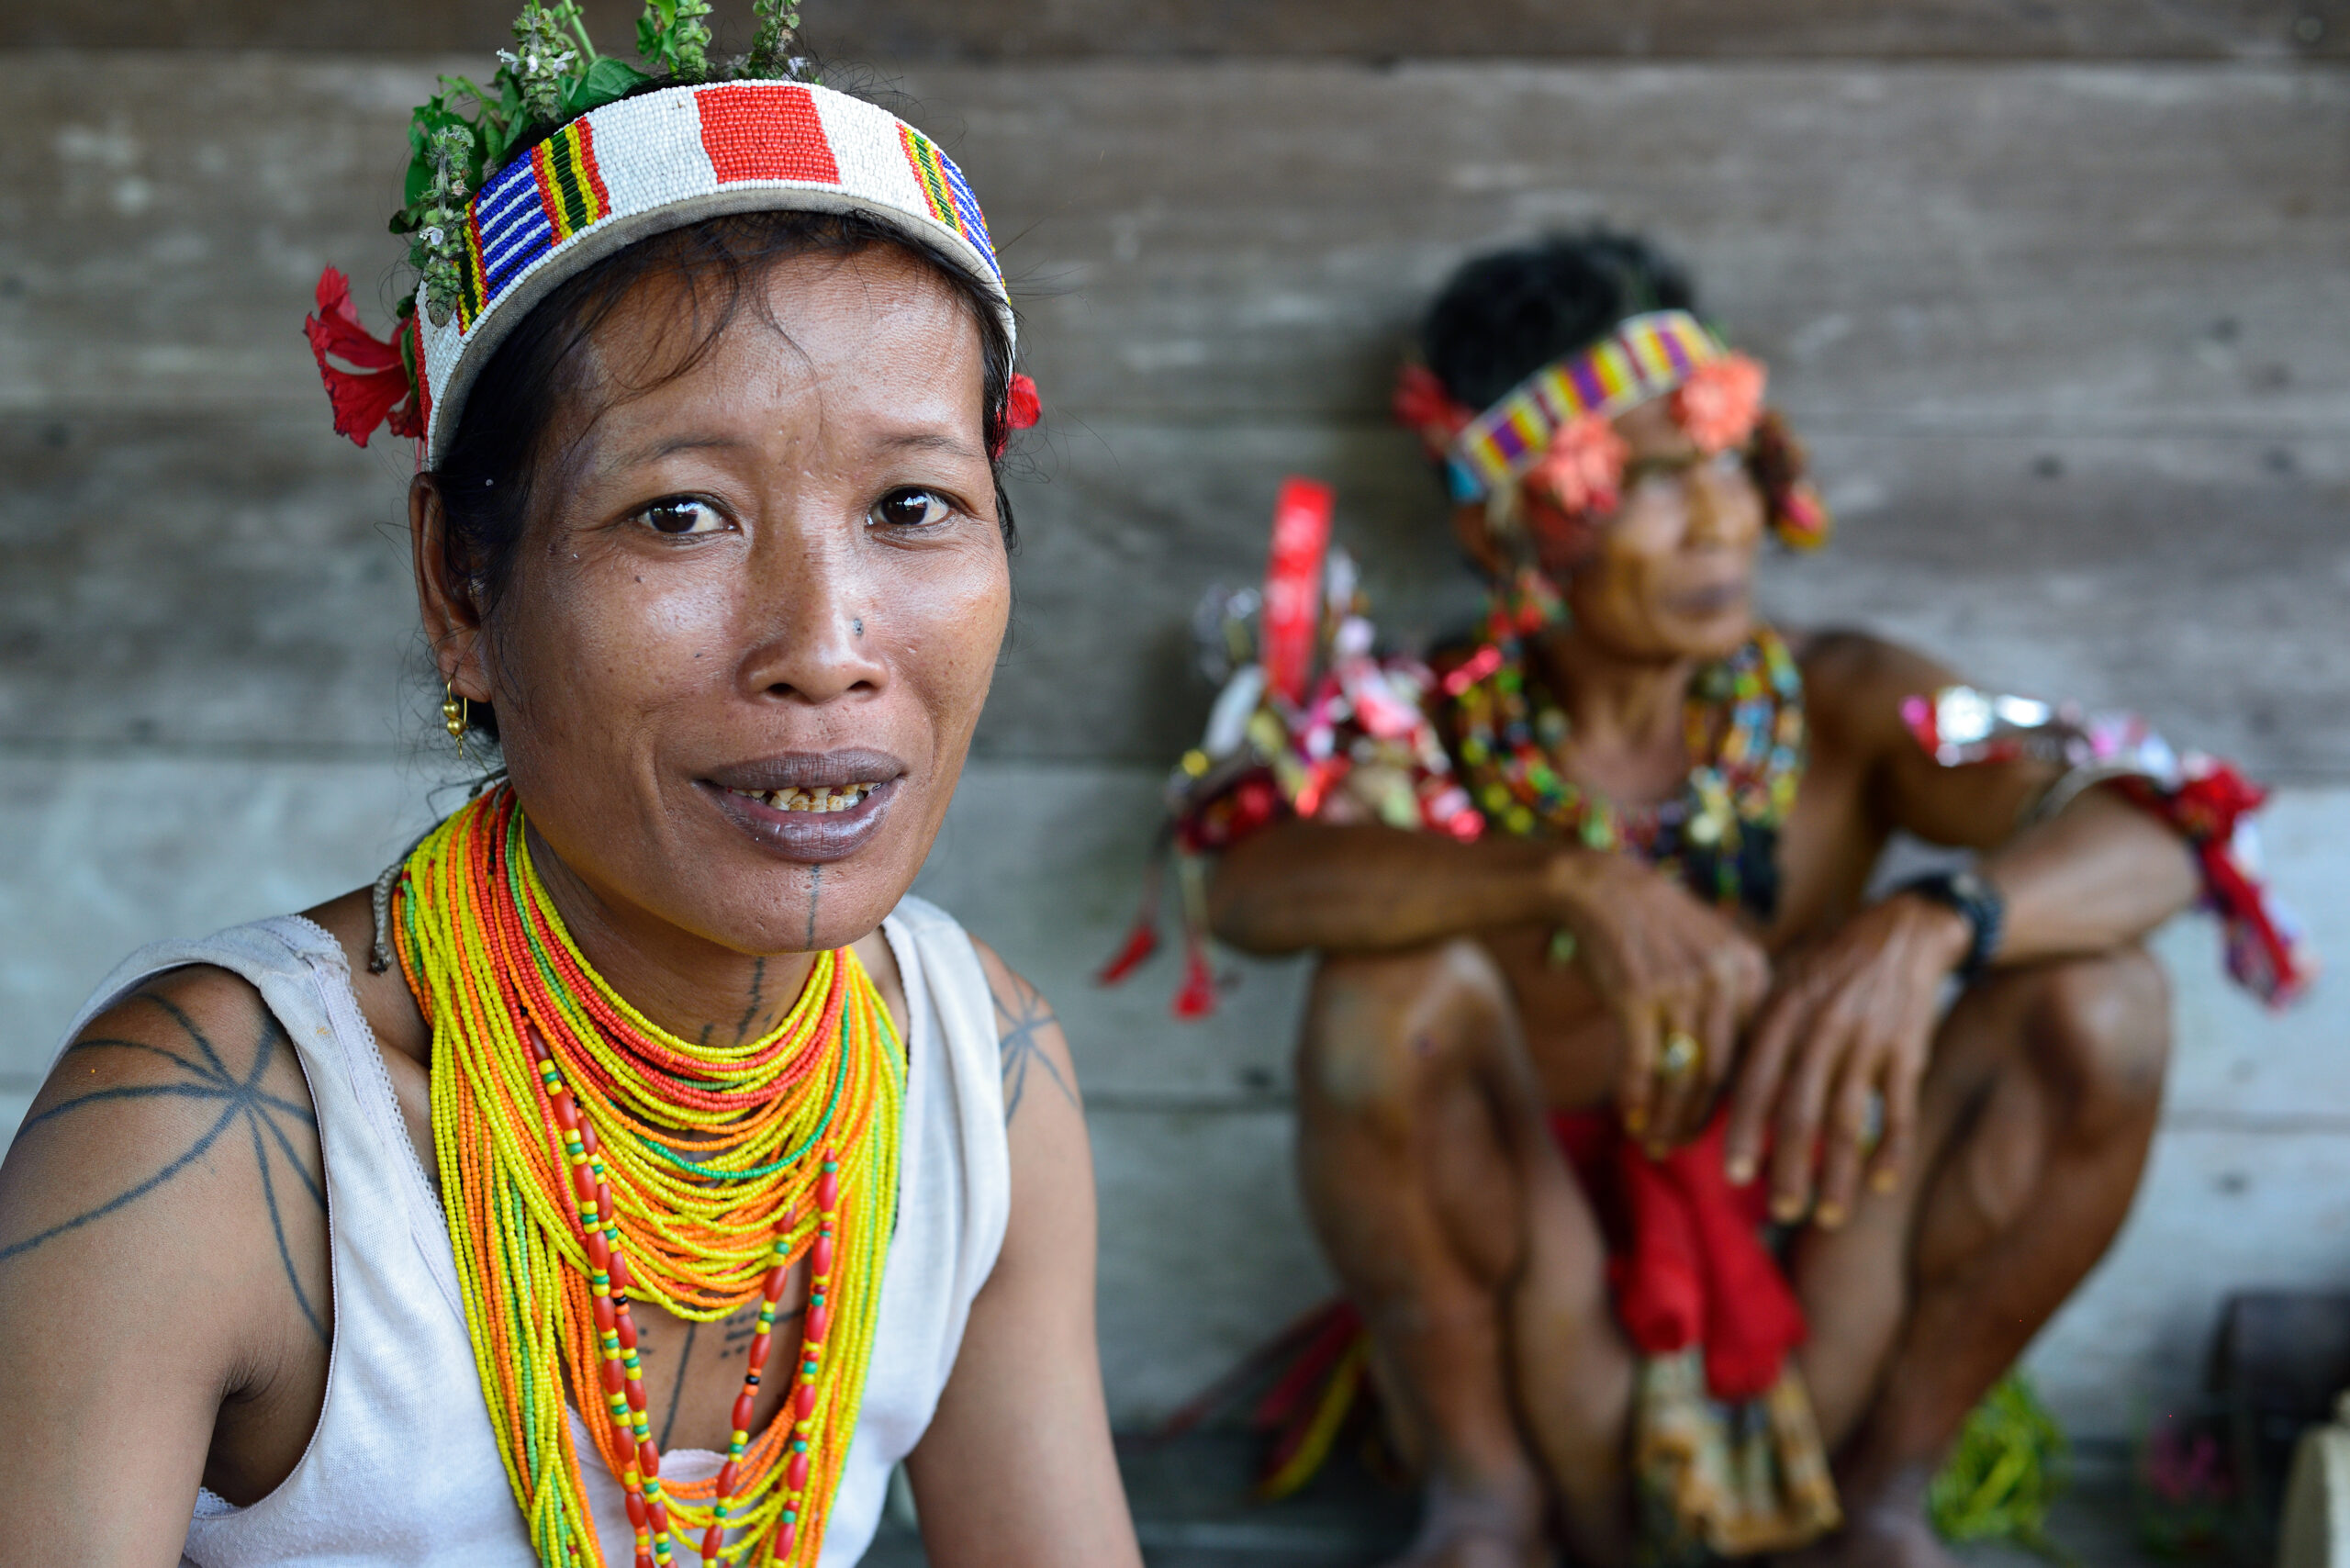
1659,1030,1703,1083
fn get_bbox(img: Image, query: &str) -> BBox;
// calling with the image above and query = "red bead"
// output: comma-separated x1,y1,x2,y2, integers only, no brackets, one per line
574,1167,599,1204
625,1492,649,1529
733,1392,756,1430
816,1172,838,1212
761,1265,787,1301
805,1305,829,1345
716,1461,740,1494
617,1313,639,1350
788,1450,810,1491
626,1377,647,1410
586,1231,610,1271
811,1236,834,1278
594,1294,616,1331
578,1121,600,1155
776,1522,796,1556
639,1441,661,1478
596,1182,614,1218
610,1252,633,1292
635,1554,654,1568
747,1332,771,1370
647,1498,667,1533
793,1383,816,1419
602,1360,624,1394
701,1526,723,1561
552,1094,580,1130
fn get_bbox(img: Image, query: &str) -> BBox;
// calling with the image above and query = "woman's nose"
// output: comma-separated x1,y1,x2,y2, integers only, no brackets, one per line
738,532,890,707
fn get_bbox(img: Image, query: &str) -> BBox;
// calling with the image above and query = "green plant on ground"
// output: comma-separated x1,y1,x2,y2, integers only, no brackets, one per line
1929,1372,2076,1564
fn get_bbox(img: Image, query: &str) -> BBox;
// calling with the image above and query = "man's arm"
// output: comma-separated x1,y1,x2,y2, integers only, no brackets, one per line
1727,633,2202,1219
901,942,1143,1568
1208,820,1579,957
1210,819,1769,1146
1837,633,2202,959
0,967,330,1564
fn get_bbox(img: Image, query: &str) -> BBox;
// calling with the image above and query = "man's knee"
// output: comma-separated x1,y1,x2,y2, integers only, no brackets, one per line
2024,946,2172,1140
1299,939,1513,1119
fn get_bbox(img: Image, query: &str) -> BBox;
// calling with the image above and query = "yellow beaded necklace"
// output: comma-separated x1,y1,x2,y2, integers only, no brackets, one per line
393,786,902,1568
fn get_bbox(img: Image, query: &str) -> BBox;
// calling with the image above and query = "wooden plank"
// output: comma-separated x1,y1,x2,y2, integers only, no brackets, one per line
2,57,2346,436
0,416,424,753
9,414,2349,778
6,0,2347,61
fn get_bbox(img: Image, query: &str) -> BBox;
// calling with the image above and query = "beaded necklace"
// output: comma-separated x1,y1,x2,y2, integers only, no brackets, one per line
1446,625,1806,919
394,786,903,1568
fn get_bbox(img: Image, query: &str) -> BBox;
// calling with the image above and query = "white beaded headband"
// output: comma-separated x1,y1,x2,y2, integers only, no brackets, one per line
303,6,1024,469
419,80,1011,466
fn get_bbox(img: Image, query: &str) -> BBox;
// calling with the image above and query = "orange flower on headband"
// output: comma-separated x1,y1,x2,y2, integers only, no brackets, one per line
1673,353,1767,454
1528,412,1630,515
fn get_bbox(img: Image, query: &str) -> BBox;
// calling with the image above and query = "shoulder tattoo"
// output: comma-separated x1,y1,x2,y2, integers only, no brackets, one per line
988,968,1075,1126
1,986,329,1343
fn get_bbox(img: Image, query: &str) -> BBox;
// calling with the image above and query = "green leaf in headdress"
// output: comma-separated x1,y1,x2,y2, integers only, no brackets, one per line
564,56,655,118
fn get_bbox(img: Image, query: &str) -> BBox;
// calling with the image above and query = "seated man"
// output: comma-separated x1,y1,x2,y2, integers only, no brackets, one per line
1176,234,2305,1567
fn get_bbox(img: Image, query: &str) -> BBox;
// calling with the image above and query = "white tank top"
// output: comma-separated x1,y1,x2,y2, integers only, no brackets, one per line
49,896,1011,1567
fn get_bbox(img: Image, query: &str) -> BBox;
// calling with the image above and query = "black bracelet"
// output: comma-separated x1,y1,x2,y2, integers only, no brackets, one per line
1897,869,2005,984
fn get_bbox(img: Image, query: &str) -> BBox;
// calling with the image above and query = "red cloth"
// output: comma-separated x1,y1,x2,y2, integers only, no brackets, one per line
1550,1109,1807,1403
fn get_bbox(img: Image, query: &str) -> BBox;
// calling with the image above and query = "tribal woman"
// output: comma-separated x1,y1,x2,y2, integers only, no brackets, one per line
0,6,1142,1565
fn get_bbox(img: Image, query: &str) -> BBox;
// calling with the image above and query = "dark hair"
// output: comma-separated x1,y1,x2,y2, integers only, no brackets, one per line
431,208,1018,741
1421,230,1697,411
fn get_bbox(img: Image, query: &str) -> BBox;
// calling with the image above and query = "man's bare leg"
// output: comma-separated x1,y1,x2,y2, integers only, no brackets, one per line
1783,947,2172,1566
1295,940,1636,1568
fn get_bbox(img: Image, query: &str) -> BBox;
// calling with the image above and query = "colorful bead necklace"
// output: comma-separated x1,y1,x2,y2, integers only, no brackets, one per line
393,786,903,1568
1446,625,1807,919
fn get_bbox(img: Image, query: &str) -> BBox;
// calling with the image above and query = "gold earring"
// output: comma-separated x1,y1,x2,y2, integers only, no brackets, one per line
442,683,469,761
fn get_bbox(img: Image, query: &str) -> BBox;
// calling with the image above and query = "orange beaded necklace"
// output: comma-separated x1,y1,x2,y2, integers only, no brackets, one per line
394,785,903,1568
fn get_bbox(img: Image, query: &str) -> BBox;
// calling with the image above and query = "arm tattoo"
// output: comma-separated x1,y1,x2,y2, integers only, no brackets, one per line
1,989,329,1343
990,969,1075,1126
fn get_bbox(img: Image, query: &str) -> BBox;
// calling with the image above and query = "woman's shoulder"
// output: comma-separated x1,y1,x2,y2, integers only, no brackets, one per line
0,960,331,1383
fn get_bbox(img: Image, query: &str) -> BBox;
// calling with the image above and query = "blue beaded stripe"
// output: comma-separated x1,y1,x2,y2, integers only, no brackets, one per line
933,149,999,286
475,154,557,306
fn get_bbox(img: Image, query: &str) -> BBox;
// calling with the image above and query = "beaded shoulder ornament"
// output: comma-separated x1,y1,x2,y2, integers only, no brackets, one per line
301,0,1037,468
396,785,903,1568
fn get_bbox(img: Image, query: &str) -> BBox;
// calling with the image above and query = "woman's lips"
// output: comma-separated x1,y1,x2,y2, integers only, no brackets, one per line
1668,580,1750,617
699,776,901,863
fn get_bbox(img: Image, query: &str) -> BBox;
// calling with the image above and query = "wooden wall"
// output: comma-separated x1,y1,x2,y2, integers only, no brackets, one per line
3,3,2347,1440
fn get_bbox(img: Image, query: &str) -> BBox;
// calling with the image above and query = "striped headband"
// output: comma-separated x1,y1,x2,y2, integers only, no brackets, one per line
413,80,1009,466
1443,309,1728,500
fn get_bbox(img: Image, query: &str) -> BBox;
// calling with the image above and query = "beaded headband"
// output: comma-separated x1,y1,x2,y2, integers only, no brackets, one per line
418,80,1009,465
1440,308,1727,501
304,2,1031,467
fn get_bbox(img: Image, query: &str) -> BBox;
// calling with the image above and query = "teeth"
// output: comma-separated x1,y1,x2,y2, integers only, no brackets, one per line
731,783,876,813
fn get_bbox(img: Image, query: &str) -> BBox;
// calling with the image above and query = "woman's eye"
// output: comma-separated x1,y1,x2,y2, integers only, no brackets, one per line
869,487,954,530
635,498,726,536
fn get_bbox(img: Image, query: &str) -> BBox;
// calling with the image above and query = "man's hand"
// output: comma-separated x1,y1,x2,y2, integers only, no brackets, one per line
1552,851,1770,1149
1722,892,1975,1226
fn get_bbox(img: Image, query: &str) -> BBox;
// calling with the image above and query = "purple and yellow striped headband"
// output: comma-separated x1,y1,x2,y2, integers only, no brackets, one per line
1443,309,1728,500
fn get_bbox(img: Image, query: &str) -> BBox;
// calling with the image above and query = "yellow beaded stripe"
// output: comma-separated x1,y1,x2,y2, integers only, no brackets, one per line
395,788,902,1566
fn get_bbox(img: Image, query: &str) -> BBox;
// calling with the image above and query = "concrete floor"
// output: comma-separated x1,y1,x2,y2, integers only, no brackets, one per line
860,1433,2176,1567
